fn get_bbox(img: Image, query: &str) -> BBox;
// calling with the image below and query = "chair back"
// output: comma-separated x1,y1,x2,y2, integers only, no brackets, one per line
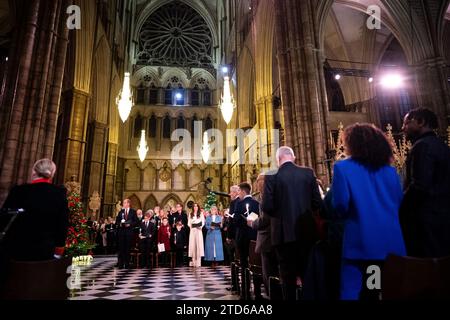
382,254,450,300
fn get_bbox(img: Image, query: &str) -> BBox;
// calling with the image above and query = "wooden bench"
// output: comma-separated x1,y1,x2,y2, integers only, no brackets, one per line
0,257,72,300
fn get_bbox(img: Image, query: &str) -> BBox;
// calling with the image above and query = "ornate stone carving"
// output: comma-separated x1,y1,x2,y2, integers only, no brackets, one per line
65,175,81,195
88,191,101,218
159,167,171,182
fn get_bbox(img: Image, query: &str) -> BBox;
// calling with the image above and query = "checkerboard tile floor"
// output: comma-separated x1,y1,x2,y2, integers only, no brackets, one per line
69,257,239,300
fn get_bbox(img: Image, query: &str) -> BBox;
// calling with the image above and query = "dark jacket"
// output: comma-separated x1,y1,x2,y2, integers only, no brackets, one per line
400,132,450,257
169,211,188,229
262,162,322,247
1,183,69,261
140,219,156,239
115,208,139,231
173,228,187,250
234,196,259,242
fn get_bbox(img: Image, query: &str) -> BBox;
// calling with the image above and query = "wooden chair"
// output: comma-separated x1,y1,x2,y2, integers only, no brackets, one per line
1,257,72,300
268,276,283,300
156,251,176,268
245,240,263,300
382,254,450,300
129,247,142,268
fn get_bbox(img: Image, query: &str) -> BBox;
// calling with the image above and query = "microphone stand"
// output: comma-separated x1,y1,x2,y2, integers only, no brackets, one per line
0,209,25,243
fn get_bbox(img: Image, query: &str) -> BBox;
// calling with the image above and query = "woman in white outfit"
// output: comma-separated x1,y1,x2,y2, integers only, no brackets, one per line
188,203,205,267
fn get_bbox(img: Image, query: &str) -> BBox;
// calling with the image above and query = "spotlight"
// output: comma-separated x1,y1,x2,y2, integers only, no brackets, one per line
380,74,403,89
222,66,229,74
334,74,341,80
368,77,374,83
175,92,183,100
5,57,8,62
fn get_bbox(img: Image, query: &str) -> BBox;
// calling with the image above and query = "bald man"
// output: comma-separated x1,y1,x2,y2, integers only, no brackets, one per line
262,146,322,300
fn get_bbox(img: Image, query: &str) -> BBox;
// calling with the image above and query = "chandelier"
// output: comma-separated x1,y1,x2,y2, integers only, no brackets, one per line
219,76,236,125
137,130,148,162
116,72,134,122
201,131,210,163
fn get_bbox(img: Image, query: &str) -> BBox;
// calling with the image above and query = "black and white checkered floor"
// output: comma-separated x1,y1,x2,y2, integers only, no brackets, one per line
69,257,239,300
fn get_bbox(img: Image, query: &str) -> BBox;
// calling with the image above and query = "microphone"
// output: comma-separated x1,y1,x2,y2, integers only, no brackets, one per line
211,191,231,198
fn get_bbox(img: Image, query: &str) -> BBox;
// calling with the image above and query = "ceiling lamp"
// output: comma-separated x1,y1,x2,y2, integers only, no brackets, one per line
137,130,148,162
201,131,210,164
116,72,134,122
219,76,236,125
380,74,404,89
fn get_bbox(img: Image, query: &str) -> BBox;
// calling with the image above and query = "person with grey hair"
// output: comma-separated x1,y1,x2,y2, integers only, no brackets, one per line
1,159,69,261
262,147,322,300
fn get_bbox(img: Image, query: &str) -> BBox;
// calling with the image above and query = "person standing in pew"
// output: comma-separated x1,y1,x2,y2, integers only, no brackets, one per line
139,211,156,268
248,173,278,298
262,147,322,300
173,221,187,267
115,199,138,269
234,182,259,297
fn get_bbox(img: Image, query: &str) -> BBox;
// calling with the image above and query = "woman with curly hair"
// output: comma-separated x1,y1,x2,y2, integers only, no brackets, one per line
331,123,406,300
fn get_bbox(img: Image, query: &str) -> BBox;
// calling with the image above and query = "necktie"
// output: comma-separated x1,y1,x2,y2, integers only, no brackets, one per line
125,209,128,220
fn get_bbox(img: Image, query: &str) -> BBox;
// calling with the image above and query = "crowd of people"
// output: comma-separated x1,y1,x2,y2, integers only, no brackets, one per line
1,107,449,301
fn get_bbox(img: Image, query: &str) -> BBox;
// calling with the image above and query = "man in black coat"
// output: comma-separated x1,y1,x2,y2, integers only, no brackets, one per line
400,108,450,258
262,147,322,300
115,199,139,269
1,179,69,261
224,185,239,265
234,182,259,297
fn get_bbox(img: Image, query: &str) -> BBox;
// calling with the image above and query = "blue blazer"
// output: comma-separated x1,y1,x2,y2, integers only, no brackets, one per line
332,158,406,260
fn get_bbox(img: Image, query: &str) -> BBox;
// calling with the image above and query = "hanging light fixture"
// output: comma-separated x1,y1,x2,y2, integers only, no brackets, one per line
201,131,210,163
219,76,236,125
116,72,134,122
137,130,148,162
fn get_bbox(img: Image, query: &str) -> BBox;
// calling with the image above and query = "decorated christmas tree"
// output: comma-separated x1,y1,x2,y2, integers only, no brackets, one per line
65,191,95,257
203,191,217,212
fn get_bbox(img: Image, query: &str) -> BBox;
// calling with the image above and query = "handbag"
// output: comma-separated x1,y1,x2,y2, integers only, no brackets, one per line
157,243,165,253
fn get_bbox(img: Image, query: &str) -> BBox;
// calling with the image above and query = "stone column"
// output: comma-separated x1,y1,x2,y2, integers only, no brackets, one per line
103,142,118,218
0,0,70,205
54,89,90,185
413,57,450,132
83,121,108,201
273,0,329,184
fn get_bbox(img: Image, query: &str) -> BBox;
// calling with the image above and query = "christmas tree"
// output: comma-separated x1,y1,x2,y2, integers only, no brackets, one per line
203,191,217,212
65,191,95,257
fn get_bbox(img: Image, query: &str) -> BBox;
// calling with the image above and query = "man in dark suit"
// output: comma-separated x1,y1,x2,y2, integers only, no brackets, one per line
234,182,259,297
248,173,278,298
262,147,322,300
224,185,239,264
169,203,188,229
401,108,450,257
115,199,138,269
139,211,156,268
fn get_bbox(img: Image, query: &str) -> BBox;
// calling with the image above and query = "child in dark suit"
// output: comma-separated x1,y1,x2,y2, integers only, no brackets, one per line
172,221,187,267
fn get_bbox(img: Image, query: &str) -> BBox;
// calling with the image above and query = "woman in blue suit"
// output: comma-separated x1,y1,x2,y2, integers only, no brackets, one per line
332,123,406,300
205,206,224,266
